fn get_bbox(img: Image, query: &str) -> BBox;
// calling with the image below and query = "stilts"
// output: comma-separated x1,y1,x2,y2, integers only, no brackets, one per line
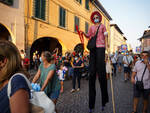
107,49,116,113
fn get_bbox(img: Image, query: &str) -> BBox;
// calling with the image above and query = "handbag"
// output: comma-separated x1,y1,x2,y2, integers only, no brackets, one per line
136,65,147,91
7,73,55,113
87,25,101,50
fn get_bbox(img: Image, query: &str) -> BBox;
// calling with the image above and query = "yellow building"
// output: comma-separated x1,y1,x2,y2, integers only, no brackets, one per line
25,0,112,57
110,24,126,53
0,0,25,50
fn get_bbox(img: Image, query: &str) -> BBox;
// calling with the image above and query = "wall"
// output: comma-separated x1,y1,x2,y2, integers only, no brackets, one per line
110,26,125,53
25,0,111,54
0,0,25,50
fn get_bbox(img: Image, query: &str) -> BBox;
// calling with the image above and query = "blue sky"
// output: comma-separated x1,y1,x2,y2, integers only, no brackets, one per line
99,0,150,52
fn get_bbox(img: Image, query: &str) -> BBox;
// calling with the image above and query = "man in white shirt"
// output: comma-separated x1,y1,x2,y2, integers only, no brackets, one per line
111,54,117,76
123,51,133,82
131,51,150,113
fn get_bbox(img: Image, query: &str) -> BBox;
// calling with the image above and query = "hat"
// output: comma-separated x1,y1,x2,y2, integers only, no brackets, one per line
90,11,102,24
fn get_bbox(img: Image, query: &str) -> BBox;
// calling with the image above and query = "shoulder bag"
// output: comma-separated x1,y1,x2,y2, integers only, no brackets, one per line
136,65,147,91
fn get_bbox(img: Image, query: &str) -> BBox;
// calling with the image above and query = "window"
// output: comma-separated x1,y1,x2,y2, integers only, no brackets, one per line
85,22,89,34
34,0,46,20
85,0,89,10
76,0,82,4
74,16,80,32
59,7,66,27
0,0,13,5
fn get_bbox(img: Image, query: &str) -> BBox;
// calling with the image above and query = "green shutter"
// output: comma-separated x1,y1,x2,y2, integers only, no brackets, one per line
85,0,89,10
35,0,40,18
80,0,82,4
0,0,13,5
41,0,46,20
74,16,77,32
76,0,82,4
85,22,89,34
8,0,13,5
34,0,46,20
59,7,62,26
59,7,66,27
75,16,79,32
63,9,66,27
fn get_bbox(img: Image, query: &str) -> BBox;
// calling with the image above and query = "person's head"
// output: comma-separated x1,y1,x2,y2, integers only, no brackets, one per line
20,49,24,53
91,11,102,24
126,51,129,56
141,51,149,60
74,55,80,61
0,40,26,88
129,50,132,55
41,51,53,63
59,64,64,70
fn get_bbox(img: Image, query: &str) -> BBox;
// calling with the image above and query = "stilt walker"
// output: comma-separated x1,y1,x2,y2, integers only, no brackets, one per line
78,10,116,113
81,11,109,113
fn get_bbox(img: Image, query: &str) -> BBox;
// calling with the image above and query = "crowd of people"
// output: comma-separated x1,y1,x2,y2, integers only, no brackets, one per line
0,10,150,113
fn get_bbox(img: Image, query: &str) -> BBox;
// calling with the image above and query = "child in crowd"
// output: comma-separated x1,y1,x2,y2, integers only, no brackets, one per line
105,54,112,79
57,64,68,93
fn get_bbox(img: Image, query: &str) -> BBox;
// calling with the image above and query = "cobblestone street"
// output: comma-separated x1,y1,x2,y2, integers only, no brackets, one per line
56,71,150,113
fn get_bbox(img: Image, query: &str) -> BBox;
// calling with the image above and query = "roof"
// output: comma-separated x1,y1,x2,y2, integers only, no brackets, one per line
143,30,150,38
123,36,127,40
90,0,112,20
110,24,124,34
139,30,150,41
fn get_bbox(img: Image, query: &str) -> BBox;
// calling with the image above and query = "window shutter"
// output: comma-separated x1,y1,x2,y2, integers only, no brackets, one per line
8,0,13,5
0,0,13,5
41,0,46,20
85,22,89,34
59,7,66,27
35,0,40,18
75,16,79,32
63,9,66,27
80,0,82,4
85,0,89,10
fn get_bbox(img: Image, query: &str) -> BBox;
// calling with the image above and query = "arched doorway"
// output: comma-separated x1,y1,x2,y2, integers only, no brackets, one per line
74,43,84,55
0,24,12,41
30,37,62,66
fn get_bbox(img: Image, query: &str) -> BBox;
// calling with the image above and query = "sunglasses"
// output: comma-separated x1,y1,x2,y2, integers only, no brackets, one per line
93,16,99,20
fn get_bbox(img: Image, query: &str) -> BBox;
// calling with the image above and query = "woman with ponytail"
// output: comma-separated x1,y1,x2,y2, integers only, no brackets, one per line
32,51,60,113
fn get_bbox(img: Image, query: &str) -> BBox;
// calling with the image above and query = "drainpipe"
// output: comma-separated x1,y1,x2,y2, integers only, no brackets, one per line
25,0,30,56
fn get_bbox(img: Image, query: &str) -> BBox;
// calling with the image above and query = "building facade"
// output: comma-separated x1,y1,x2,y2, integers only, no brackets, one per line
24,0,112,57
110,24,126,53
140,30,150,51
0,0,25,50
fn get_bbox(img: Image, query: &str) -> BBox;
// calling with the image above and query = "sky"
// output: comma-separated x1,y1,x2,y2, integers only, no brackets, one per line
99,0,150,52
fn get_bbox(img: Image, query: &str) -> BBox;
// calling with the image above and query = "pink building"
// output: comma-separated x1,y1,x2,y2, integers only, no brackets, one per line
140,30,150,51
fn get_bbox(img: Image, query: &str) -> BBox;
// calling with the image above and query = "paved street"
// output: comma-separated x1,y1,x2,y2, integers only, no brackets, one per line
56,71,150,113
